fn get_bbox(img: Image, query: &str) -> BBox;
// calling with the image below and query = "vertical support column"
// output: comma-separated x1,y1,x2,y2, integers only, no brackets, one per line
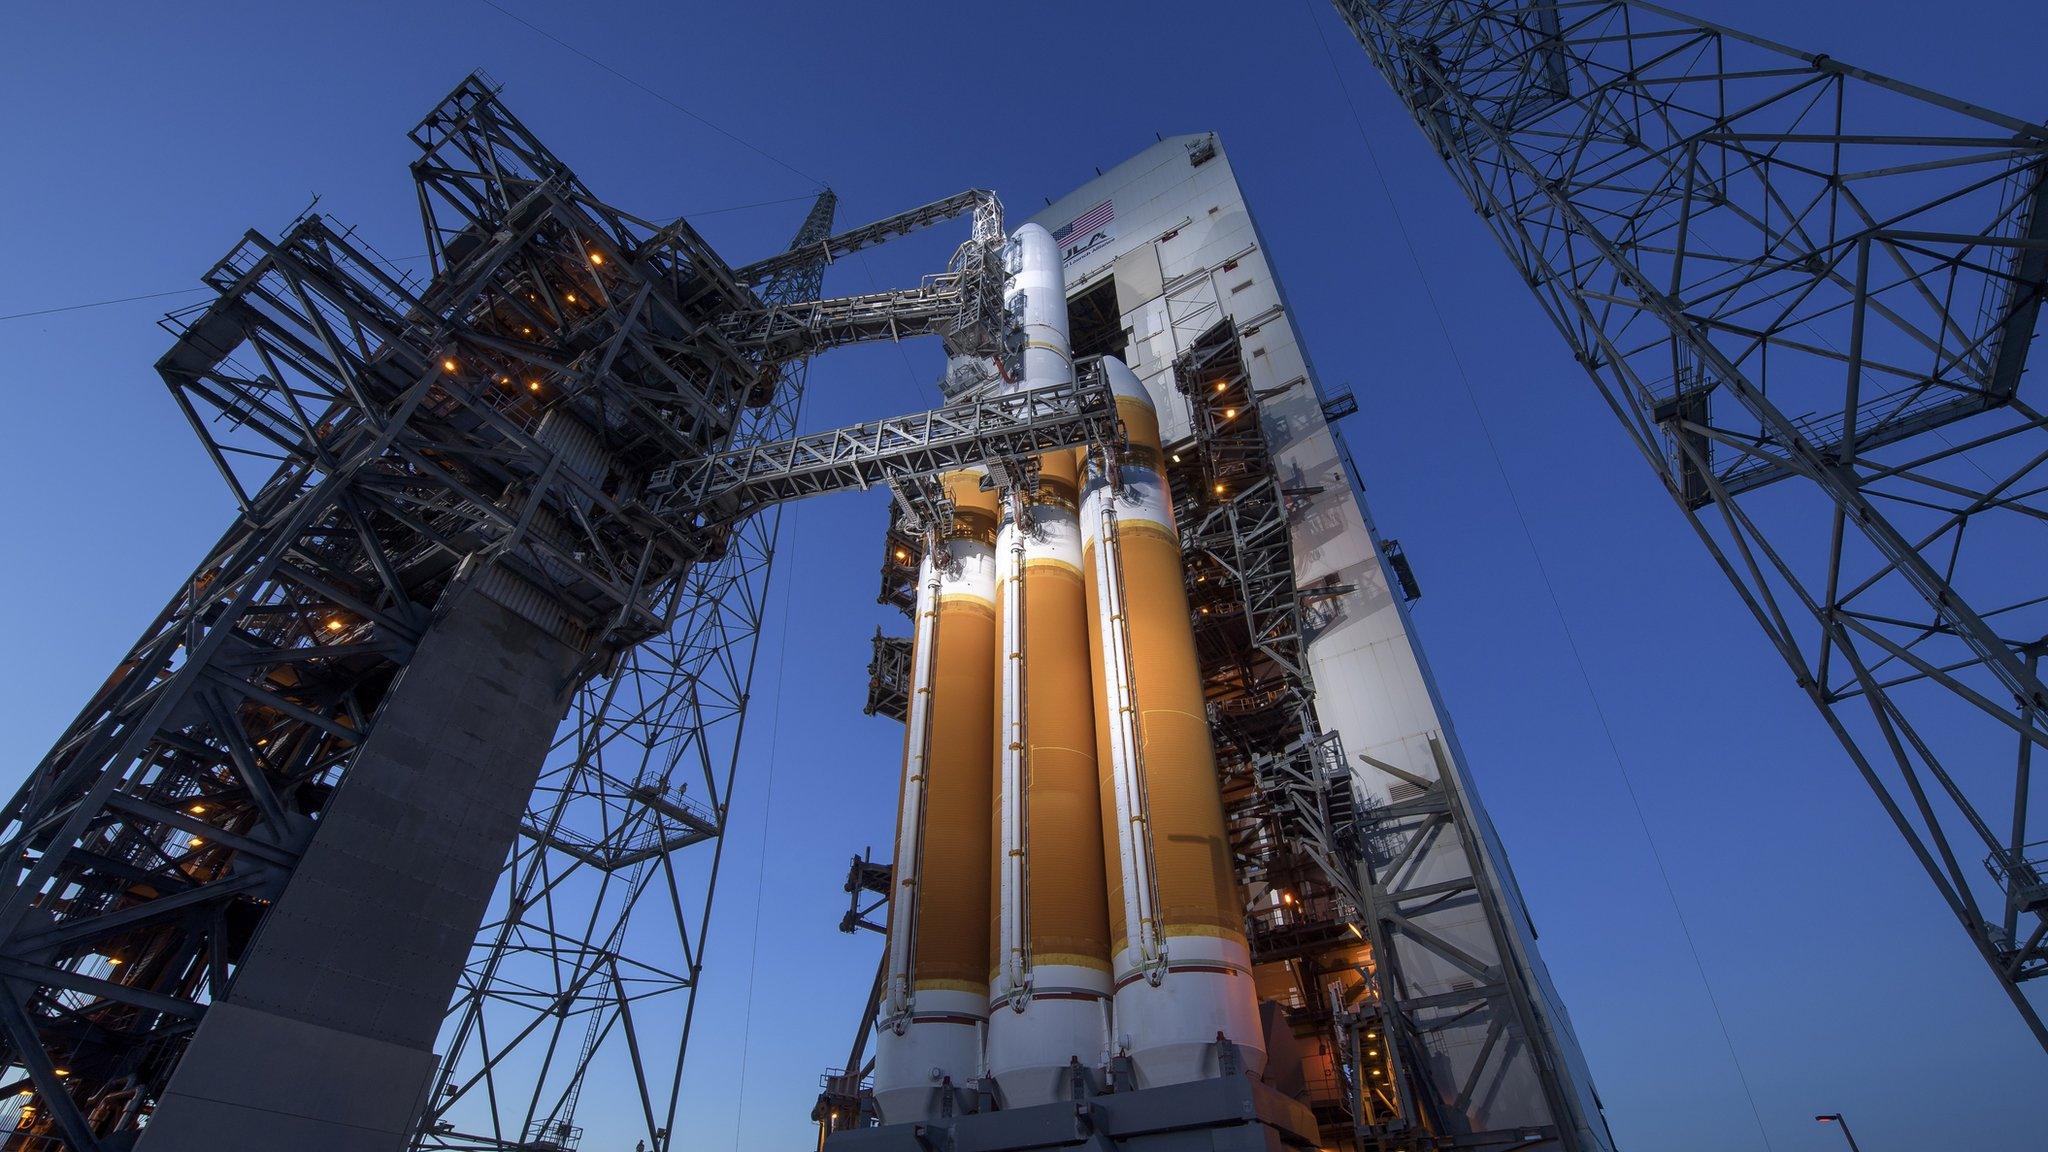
139,571,586,1152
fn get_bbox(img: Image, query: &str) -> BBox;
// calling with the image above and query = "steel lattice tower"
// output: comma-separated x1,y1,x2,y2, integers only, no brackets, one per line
0,72,1102,1151
413,190,838,1152
1327,0,2048,1047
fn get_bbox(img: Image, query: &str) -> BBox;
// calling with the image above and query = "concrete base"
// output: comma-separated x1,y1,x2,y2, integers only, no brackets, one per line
826,1072,1320,1152
128,1002,440,1152
141,578,584,1152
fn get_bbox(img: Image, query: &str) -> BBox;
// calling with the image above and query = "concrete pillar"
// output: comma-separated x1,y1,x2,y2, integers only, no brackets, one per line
139,571,585,1152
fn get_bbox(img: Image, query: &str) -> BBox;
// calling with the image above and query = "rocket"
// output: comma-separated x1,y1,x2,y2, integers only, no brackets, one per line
874,227,1261,1123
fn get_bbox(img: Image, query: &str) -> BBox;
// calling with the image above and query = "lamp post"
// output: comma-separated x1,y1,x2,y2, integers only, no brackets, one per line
1815,1114,1864,1152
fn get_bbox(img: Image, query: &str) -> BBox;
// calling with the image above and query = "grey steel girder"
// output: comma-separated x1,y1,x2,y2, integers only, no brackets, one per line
1328,0,2048,1047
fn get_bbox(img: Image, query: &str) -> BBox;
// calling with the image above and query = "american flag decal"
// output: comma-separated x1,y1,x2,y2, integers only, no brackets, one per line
1053,199,1114,252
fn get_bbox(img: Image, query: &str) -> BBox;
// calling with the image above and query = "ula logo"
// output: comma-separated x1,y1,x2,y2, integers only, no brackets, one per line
1052,199,1115,265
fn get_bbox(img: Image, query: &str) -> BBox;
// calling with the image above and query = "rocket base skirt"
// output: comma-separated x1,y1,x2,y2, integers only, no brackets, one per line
873,987,987,1123
984,962,1113,1108
1112,935,1266,1089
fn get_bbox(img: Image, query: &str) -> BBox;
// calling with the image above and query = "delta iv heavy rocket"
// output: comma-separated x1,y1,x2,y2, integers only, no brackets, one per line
872,224,1261,1122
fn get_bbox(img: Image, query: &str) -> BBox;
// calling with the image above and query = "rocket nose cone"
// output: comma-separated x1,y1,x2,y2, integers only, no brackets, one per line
1101,356,1153,409
1009,223,1064,285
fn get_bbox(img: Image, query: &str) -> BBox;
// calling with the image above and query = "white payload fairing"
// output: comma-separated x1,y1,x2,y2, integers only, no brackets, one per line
873,224,1262,1123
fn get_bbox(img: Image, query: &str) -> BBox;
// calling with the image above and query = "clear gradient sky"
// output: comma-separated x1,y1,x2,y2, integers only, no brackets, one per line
4,2,2045,1150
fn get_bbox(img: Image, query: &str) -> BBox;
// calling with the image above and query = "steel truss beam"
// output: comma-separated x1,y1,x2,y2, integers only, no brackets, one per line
735,189,998,287
1329,0,2048,1045
723,276,1007,366
725,188,1011,368
649,375,1117,527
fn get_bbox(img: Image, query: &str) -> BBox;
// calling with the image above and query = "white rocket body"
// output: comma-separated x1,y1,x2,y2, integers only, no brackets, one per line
985,223,1114,1108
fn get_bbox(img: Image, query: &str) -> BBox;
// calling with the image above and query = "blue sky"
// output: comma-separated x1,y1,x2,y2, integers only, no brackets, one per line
3,2,2045,1150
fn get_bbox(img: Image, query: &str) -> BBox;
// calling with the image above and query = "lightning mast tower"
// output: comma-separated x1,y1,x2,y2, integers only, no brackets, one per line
1325,0,2048,1045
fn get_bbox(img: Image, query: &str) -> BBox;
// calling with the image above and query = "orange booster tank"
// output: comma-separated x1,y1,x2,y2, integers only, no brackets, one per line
1081,356,1264,1088
874,468,1000,1122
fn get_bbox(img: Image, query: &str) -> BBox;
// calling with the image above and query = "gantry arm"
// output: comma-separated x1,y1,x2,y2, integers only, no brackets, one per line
723,273,1005,362
649,371,1115,530
736,188,1000,286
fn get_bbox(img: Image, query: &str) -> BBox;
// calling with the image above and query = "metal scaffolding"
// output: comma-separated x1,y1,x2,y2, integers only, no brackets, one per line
411,188,840,1152
862,632,913,722
0,67,763,1146
650,377,1116,527
1175,321,1591,1151
1172,325,1370,1138
0,72,1117,1152
1329,0,2048,1045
